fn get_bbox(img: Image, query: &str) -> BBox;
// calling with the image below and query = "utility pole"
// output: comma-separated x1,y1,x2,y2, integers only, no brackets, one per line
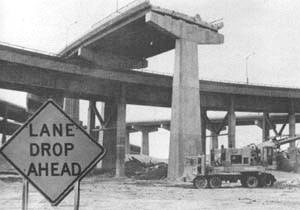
65,21,78,47
245,52,255,84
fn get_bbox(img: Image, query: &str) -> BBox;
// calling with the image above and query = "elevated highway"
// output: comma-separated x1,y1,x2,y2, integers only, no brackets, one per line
1,44,300,112
1,0,299,179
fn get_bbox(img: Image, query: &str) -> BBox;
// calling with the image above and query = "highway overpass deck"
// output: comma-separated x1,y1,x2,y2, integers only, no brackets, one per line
1,43,300,112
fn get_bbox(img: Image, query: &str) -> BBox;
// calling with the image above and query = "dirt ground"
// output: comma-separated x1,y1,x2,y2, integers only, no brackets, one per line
0,171,300,210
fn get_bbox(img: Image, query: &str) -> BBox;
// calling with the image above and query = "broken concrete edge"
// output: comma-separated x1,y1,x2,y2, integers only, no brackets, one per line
58,0,223,57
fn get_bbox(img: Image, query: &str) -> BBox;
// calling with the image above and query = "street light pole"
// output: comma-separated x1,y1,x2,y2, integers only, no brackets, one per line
245,52,255,84
66,21,78,47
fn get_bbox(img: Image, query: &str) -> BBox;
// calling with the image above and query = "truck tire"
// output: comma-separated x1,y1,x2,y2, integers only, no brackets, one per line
259,173,275,187
209,176,222,188
246,175,259,188
193,176,208,189
265,174,275,187
258,174,267,187
240,177,247,187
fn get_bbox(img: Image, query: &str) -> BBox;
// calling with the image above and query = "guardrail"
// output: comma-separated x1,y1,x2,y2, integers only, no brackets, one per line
91,0,149,29
0,41,58,57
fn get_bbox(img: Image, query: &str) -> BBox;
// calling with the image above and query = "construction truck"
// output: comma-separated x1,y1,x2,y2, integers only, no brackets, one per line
185,136,300,189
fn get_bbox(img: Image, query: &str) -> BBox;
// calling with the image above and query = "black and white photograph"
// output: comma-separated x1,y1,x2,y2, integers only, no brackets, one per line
0,0,300,209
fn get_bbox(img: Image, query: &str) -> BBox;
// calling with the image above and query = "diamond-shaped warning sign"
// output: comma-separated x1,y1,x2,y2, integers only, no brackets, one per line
0,100,105,205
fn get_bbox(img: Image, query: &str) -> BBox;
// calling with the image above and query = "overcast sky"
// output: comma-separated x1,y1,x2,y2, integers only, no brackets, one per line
1,0,300,157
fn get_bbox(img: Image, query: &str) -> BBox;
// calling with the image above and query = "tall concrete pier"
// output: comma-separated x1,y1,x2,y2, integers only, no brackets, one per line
168,39,201,179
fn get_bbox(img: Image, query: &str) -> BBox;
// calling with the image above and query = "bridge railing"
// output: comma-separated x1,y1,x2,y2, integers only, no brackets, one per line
91,0,149,29
132,68,300,89
0,41,58,57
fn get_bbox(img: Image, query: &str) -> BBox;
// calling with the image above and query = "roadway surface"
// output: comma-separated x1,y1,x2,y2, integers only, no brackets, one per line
0,171,299,210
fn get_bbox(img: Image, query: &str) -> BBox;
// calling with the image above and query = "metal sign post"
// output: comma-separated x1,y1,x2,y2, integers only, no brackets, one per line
21,179,29,210
0,99,106,207
74,181,80,210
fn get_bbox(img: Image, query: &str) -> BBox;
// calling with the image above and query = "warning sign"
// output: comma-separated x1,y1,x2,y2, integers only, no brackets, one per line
0,100,105,205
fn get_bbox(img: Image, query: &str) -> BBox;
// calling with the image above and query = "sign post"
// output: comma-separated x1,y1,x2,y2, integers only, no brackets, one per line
22,179,29,210
74,181,80,210
0,99,106,208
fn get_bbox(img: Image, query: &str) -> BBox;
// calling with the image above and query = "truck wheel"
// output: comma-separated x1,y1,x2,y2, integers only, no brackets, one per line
241,177,247,187
265,174,275,187
258,174,267,187
209,176,222,188
246,176,259,188
193,176,208,189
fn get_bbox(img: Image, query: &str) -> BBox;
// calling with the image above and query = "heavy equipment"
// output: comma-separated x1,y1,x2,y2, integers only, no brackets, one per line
184,136,300,189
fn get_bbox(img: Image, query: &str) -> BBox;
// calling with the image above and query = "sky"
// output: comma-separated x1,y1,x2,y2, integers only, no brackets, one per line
1,0,300,158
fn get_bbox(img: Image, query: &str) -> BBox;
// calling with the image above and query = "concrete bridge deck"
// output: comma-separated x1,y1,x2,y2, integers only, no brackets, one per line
1,44,300,113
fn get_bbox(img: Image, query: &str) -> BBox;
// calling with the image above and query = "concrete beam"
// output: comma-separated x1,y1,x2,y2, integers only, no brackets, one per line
78,47,148,69
228,96,236,148
0,120,22,136
3,46,300,111
145,11,224,44
168,39,201,180
131,125,158,132
0,99,28,123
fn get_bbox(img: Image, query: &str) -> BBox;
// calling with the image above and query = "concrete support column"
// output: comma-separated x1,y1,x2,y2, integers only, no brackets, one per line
228,96,236,148
141,130,150,156
115,85,126,177
87,100,97,140
168,39,201,179
64,98,80,123
98,102,105,146
102,85,126,177
262,112,270,141
289,100,296,148
210,130,218,150
102,102,117,170
125,131,130,155
201,111,206,154
48,93,64,108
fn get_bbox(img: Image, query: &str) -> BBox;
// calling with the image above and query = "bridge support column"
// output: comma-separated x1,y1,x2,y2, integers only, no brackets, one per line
168,39,201,180
48,94,64,108
87,100,97,140
64,98,80,123
141,130,150,156
115,85,126,177
210,131,219,150
102,85,126,177
201,110,206,154
228,96,236,148
102,102,117,171
262,112,270,141
289,100,296,148
125,131,130,155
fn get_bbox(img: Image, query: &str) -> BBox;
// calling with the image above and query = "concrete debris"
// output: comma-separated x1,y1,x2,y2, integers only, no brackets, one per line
125,155,168,180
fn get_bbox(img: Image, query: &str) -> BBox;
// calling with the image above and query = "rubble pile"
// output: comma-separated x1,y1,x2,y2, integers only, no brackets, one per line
125,155,168,180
